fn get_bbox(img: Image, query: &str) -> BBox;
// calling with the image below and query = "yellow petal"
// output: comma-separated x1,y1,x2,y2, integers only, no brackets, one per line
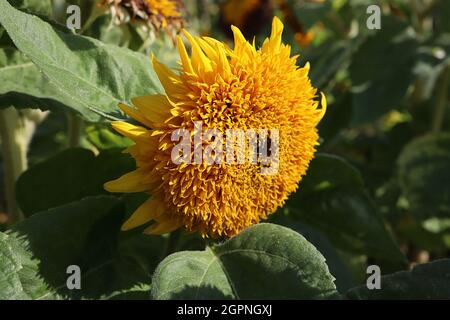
269,16,284,52
304,61,310,73
182,29,213,74
131,94,172,123
204,36,234,56
196,37,219,63
317,92,327,122
152,55,185,95
143,217,183,235
230,25,255,60
104,168,154,193
176,35,194,74
119,103,152,127
216,42,231,79
231,25,247,49
121,198,166,231
111,121,151,141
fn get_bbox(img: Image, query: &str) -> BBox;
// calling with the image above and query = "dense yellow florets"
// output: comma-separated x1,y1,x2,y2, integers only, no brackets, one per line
104,17,326,237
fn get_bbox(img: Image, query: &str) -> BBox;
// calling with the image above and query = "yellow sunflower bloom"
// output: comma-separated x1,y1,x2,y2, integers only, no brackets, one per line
104,17,326,238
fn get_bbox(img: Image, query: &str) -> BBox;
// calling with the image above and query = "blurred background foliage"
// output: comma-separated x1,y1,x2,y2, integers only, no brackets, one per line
0,0,449,299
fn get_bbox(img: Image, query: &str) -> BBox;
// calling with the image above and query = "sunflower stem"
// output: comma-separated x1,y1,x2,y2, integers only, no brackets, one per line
78,3,105,36
431,63,450,133
67,113,83,148
163,230,181,258
0,108,27,226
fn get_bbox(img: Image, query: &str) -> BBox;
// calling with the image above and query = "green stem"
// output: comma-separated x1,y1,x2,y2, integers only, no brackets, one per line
0,108,27,225
431,63,450,133
67,113,83,148
79,5,106,36
138,35,154,53
162,230,181,259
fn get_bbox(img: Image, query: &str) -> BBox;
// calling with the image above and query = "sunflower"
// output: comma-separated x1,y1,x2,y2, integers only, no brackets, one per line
294,30,314,48
104,17,326,238
220,0,273,39
99,0,184,31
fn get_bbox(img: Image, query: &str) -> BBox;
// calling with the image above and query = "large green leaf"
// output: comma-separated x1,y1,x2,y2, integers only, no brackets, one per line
9,0,52,16
0,0,163,121
16,148,135,216
347,259,450,299
1,0,64,49
11,194,179,299
287,154,406,270
270,213,355,293
0,231,55,299
0,48,75,111
151,223,338,300
318,91,352,144
302,40,352,89
103,283,151,300
397,133,450,220
12,196,125,298
349,16,418,124
295,153,364,195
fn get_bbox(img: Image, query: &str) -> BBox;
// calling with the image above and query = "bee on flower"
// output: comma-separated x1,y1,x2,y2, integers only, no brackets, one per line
104,17,326,238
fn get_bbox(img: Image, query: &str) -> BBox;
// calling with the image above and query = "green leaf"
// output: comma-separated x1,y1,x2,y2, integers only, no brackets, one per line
9,0,52,16
12,196,125,298
151,223,338,300
295,153,364,196
422,217,450,234
318,91,352,143
0,48,75,111
302,40,352,89
103,283,151,300
349,16,418,124
0,0,62,49
439,2,450,34
16,148,135,216
0,0,163,121
0,231,55,299
397,133,450,220
270,213,355,293
112,211,167,294
86,125,133,150
27,111,68,166
347,259,450,299
287,154,406,270
12,194,173,299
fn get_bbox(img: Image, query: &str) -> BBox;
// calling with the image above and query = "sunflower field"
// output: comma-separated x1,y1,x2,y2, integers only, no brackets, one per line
0,0,449,301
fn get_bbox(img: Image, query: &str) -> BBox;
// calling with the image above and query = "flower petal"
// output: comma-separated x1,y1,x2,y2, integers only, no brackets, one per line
131,94,172,123
104,167,155,193
143,217,183,235
176,35,194,74
111,121,151,141
182,29,213,74
119,103,152,127
121,197,166,231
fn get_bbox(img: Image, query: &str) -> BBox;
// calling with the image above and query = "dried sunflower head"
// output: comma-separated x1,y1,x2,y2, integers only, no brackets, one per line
99,0,184,33
220,0,273,38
